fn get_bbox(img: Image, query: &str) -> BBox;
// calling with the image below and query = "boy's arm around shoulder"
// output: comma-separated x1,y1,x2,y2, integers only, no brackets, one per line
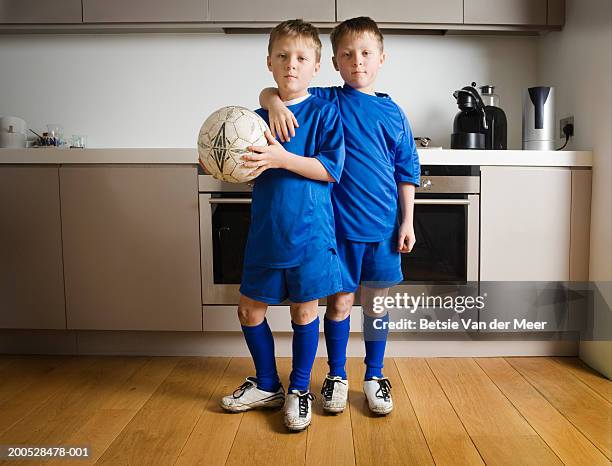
242,104,344,183
259,87,298,142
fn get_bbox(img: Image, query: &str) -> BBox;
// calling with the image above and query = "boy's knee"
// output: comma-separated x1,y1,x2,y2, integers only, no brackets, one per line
237,304,265,326
290,303,319,325
325,293,353,321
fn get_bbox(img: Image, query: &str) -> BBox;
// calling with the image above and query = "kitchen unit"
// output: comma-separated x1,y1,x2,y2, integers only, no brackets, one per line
0,149,593,347
0,0,566,31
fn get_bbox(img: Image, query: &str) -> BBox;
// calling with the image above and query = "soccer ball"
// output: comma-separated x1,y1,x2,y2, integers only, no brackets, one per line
197,106,269,183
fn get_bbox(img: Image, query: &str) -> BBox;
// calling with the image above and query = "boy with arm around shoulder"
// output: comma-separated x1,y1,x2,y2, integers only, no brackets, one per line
260,16,420,416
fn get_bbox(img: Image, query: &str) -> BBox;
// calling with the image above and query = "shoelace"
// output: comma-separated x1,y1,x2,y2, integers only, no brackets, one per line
374,378,392,401
232,378,256,399
297,392,315,417
321,377,347,400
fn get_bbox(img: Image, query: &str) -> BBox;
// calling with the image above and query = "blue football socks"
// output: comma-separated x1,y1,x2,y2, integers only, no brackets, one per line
363,312,389,380
241,318,281,392
288,317,320,392
324,315,350,379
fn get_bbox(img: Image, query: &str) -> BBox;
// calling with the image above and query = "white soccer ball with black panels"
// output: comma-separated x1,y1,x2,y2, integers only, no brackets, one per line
198,106,269,183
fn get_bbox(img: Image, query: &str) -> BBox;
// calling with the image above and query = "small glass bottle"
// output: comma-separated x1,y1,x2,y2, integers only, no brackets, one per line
479,85,507,150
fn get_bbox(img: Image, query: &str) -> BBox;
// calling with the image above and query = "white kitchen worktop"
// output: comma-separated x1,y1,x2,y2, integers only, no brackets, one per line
0,148,593,167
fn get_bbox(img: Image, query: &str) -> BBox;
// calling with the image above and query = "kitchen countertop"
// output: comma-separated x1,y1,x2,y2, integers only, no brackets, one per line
0,148,593,167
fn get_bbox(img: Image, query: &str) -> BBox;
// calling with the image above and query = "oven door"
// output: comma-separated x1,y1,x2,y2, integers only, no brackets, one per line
200,193,251,304
392,194,479,297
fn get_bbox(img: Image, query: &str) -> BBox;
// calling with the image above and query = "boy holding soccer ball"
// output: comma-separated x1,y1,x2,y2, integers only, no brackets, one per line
260,17,420,415
220,20,345,431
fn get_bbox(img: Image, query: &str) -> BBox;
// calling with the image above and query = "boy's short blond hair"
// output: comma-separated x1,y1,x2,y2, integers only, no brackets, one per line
330,16,384,55
268,19,322,62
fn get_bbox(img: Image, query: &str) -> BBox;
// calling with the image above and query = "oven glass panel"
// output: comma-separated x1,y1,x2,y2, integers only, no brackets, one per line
211,202,250,284
402,202,467,282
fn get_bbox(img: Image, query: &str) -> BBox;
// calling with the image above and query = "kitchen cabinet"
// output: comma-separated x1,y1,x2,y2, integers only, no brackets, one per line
464,0,547,26
0,166,66,329
337,0,463,24
60,165,202,331
0,0,82,24
82,0,207,23
209,0,334,22
480,166,572,281
548,0,566,27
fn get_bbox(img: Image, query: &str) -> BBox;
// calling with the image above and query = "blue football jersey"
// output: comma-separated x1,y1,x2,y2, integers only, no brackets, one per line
309,85,421,242
243,95,345,268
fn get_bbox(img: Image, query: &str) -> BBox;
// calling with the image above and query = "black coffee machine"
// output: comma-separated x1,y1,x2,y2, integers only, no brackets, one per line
451,82,488,150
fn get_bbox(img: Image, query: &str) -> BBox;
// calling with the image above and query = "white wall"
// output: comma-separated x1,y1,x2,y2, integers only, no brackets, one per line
0,32,537,149
538,0,612,378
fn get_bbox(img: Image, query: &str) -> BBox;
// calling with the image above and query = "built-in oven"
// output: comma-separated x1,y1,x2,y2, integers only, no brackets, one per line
199,166,480,305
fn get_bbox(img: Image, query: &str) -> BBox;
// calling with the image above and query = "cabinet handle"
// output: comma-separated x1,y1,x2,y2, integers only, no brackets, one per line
415,199,471,205
209,198,252,204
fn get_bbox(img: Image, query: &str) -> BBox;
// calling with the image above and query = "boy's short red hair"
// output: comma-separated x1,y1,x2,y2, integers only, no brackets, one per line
268,19,322,62
330,16,384,55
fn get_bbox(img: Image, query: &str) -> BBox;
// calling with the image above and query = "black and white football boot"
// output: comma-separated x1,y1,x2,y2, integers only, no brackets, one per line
363,376,393,415
220,377,285,412
284,390,315,431
320,375,348,413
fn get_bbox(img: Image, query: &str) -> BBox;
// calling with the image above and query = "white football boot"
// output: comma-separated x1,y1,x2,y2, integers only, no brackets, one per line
320,375,348,413
283,390,315,431
220,377,285,412
363,376,393,415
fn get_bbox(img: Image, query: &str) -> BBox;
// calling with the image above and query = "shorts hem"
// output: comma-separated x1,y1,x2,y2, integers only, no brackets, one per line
239,288,285,305
288,284,343,304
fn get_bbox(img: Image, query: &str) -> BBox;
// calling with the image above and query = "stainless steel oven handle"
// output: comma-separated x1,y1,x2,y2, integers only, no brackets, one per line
210,199,470,205
414,199,471,205
209,198,252,204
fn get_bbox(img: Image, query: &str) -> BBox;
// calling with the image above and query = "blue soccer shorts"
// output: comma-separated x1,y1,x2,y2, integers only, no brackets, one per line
240,246,343,304
336,235,404,292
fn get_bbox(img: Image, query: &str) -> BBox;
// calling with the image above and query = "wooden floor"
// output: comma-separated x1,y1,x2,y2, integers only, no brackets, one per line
0,356,610,466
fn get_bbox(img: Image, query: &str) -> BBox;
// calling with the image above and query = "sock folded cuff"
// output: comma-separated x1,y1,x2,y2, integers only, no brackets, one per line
324,315,350,327
241,318,269,334
291,316,320,332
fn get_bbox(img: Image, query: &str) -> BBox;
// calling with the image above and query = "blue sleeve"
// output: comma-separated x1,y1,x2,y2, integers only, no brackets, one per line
394,108,421,186
308,87,338,102
315,105,345,183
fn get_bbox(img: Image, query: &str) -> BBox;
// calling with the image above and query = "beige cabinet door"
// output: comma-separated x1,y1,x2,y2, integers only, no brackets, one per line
0,0,81,24
464,0,547,25
0,166,66,329
60,165,202,331
337,0,463,24
480,166,571,281
83,0,207,23
210,0,334,22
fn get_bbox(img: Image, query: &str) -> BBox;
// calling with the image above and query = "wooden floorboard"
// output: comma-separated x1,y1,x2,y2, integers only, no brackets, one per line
427,358,563,465
395,357,484,466
175,357,252,466
225,358,307,466
306,358,355,466
550,356,612,403
49,356,180,465
0,356,99,435
0,356,152,466
94,357,229,466
506,357,612,460
347,358,434,466
0,355,609,465
477,357,609,465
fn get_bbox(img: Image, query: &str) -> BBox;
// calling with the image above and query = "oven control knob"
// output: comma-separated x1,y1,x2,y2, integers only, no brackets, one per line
422,178,432,190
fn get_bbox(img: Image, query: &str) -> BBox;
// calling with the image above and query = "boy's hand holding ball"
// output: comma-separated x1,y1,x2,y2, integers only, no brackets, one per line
243,131,290,177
